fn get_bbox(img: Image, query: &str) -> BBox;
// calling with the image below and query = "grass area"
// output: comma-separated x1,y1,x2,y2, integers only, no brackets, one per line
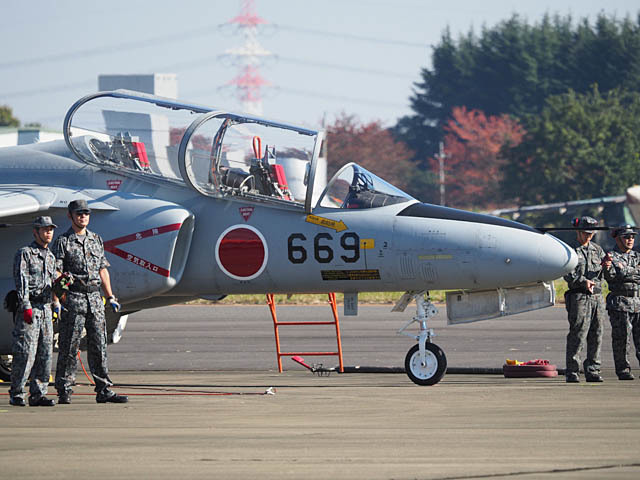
189,279,574,305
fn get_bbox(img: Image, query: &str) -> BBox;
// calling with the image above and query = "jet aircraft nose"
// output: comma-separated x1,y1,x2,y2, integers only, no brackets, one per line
394,202,578,289
475,226,578,288
537,233,577,280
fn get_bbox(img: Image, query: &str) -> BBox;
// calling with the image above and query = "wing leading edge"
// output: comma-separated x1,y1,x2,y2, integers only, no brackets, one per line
0,186,119,223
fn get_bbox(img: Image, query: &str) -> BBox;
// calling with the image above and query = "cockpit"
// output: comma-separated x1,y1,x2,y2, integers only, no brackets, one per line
63,90,414,212
318,163,414,209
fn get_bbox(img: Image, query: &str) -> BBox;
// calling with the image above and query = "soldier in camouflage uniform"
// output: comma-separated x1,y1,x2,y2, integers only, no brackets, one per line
563,216,611,383
9,216,59,407
604,225,640,380
53,199,127,404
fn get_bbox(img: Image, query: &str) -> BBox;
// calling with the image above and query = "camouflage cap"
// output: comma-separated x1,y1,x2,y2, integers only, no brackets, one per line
33,216,57,228
612,224,637,238
572,216,598,234
68,199,91,214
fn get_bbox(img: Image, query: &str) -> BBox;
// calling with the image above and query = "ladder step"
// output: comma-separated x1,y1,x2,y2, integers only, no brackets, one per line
279,352,339,356
274,321,337,326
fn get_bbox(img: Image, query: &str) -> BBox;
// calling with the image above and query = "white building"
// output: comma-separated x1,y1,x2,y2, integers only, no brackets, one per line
0,127,64,148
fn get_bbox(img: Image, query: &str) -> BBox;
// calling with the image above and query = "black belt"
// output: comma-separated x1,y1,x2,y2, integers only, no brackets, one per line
29,295,52,304
68,284,101,293
567,287,602,295
610,290,640,297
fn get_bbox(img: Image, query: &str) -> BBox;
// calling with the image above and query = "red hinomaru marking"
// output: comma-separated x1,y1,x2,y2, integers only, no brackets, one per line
104,223,182,278
218,227,265,278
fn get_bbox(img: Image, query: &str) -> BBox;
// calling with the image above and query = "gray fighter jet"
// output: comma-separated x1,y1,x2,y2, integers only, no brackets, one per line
0,90,577,385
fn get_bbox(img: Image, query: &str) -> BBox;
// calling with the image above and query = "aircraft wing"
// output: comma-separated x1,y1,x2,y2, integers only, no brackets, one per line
0,185,118,222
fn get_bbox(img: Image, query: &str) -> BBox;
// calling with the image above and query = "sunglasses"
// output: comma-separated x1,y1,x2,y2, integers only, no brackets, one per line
74,211,91,216
621,234,636,240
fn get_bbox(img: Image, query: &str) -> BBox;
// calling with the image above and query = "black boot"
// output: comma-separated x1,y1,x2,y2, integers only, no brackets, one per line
566,372,580,383
96,390,128,403
28,396,56,407
58,392,72,404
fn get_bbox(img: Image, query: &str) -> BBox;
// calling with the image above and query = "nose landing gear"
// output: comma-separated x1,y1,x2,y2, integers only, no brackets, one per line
395,291,447,386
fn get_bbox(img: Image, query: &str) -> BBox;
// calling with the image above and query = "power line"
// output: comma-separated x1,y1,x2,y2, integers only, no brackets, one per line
0,25,220,70
274,24,427,48
0,80,95,99
0,23,426,71
1,52,417,100
278,56,415,79
276,86,406,109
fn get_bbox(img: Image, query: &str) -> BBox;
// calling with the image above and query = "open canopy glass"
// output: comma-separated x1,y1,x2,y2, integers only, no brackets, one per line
64,90,324,210
64,90,412,212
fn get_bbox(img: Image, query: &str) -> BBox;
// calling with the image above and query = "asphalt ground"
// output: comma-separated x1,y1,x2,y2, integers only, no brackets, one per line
2,304,640,479
106,304,611,372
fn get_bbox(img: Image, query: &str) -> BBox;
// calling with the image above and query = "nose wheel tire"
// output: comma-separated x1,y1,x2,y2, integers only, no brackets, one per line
405,342,447,386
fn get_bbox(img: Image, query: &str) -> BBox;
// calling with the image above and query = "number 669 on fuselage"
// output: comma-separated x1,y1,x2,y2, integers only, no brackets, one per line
0,90,577,385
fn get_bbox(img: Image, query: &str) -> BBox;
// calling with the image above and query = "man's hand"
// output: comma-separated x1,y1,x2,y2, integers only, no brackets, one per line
53,272,74,298
23,308,33,324
585,280,595,293
602,253,612,269
108,296,121,313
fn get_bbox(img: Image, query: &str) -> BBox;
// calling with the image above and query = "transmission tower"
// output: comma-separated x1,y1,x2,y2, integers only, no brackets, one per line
222,0,273,116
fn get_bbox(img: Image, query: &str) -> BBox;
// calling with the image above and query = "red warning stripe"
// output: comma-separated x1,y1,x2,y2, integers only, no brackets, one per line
104,223,182,277
104,223,182,248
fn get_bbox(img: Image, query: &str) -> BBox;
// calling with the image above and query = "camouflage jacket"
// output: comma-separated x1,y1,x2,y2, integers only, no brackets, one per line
52,228,110,287
604,246,640,312
564,240,609,293
13,241,57,310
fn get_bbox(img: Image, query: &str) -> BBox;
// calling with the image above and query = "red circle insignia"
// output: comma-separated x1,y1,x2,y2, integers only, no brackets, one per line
215,225,268,280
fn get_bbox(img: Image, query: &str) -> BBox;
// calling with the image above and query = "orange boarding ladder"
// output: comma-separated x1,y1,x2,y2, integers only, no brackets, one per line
266,293,344,373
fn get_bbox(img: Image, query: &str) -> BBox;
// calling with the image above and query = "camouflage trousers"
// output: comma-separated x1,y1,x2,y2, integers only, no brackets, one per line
607,310,640,375
565,293,605,376
9,304,53,400
55,292,112,395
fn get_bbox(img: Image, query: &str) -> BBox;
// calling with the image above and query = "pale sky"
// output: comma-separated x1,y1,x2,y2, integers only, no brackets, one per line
1,0,638,130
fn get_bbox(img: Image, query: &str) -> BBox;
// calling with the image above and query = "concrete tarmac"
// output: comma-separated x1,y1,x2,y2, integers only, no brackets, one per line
2,304,640,479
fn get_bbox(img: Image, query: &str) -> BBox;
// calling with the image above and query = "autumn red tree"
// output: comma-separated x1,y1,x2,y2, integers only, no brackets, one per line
325,114,414,192
435,107,525,209
169,127,213,152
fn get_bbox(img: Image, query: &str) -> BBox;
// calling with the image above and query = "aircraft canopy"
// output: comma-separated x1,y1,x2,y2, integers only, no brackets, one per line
63,90,411,212
317,163,414,209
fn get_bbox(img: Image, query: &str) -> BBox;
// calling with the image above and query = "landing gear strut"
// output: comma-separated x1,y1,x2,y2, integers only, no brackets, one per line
395,291,447,386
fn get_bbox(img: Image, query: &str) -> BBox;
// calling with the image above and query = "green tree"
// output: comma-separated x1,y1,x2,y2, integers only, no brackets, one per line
395,13,640,164
0,105,20,127
501,87,640,205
